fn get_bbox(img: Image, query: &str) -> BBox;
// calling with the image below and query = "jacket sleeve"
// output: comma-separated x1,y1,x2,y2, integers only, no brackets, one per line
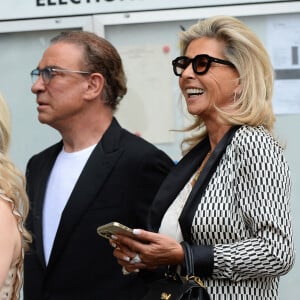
212,129,295,281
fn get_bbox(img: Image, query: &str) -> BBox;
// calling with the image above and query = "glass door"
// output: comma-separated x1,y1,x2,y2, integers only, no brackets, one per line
0,16,93,171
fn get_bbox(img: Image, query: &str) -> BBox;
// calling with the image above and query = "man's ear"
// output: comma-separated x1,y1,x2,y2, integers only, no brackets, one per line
84,73,105,100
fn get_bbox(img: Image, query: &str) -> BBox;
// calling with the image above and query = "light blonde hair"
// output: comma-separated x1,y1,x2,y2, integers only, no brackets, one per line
0,93,31,249
179,15,275,153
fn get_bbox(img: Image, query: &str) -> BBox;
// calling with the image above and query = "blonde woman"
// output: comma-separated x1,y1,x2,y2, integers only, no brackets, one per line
0,93,31,300
113,16,295,299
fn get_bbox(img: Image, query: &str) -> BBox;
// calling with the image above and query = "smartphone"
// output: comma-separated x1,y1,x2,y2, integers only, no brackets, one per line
97,222,134,240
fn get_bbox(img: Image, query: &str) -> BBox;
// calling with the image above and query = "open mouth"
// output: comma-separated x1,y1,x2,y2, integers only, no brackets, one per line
186,88,205,97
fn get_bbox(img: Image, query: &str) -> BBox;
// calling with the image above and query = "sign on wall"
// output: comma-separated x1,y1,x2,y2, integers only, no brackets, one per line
0,0,291,21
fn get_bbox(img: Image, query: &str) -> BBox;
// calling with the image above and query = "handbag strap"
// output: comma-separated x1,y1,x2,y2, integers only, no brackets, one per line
181,242,208,293
181,241,194,276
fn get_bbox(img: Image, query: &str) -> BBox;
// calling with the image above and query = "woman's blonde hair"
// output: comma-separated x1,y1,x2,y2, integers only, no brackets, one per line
179,15,275,153
0,93,31,249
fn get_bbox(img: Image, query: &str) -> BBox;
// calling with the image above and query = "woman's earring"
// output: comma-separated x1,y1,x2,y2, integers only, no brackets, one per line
233,89,241,102
233,91,238,102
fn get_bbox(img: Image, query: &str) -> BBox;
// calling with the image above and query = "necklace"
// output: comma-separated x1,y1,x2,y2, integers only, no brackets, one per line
191,151,211,187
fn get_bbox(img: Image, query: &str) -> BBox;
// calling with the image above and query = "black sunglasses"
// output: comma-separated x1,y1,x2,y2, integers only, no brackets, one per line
172,54,235,77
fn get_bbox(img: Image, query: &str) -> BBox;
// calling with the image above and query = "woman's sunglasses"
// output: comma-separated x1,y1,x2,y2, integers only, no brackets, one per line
172,54,235,77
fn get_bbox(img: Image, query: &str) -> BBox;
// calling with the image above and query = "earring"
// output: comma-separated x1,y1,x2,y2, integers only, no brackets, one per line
233,90,241,102
233,91,237,102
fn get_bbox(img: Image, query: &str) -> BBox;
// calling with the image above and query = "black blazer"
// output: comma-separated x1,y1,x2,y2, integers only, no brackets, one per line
24,118,174,300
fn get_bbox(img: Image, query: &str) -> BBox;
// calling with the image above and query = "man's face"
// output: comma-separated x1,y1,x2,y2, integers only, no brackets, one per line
31,42,90,130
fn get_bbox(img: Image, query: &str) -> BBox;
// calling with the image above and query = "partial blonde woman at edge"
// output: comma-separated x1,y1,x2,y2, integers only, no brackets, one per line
0,93,31,300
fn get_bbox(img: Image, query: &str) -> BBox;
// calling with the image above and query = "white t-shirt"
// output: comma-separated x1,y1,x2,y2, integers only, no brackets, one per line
43,144,96,264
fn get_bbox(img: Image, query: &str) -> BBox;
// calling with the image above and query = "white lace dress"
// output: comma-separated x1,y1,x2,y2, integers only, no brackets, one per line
0,190,23,300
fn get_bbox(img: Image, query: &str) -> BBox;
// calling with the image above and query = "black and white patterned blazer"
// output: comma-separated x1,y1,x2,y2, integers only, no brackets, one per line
149,125,295,300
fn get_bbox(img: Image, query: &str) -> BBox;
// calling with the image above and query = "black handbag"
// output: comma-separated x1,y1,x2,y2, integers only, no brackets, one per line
142,242,211,300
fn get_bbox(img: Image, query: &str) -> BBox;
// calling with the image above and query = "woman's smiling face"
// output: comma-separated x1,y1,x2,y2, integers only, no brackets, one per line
179,37,240,121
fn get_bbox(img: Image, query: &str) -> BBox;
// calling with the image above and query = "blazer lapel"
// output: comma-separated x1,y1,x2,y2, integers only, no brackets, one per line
32,142,63,268
149,138,211,232
179,126,240,242
46,118,123,269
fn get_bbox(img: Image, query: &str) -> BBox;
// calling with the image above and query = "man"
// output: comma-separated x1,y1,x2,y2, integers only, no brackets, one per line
24,31,174,300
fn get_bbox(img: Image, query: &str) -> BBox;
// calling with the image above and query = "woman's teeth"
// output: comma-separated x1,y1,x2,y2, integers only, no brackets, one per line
186,88,204,96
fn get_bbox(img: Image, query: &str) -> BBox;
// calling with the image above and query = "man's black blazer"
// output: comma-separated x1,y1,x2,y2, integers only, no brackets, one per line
23,118,174,300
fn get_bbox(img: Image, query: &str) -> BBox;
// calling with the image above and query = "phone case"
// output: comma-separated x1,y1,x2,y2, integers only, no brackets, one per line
97,222,134,240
